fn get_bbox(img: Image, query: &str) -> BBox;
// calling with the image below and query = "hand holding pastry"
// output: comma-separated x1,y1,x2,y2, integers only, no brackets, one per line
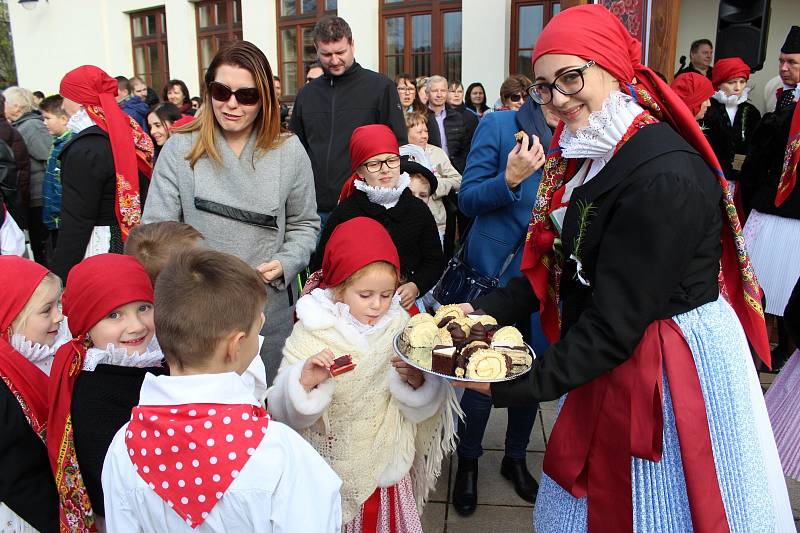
506,132,546,189
391,355,425,389
300,348,335,392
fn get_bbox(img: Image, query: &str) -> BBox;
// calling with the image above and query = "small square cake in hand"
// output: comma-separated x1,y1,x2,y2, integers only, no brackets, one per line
330,354,356,376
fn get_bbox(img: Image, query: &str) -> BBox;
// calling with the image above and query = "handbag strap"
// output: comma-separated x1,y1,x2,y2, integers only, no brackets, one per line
497,231,528,278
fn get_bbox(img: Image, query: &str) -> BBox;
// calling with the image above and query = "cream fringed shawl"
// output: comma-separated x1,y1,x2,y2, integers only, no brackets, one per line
280,299,460,524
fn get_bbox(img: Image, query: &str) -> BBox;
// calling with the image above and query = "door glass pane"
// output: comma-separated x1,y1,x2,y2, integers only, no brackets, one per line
200,37,215,72
145,14,156,35
281,28,297,62
215,2,227,25
161,12,167,34
302,26,316,64
443,53,461,87
384,17,404,56
519,5,544,49
411,14,431,55
148,44,160,82
412,53,431,79
302,0,317,14
134,46,146,76
132,16,143,38
233,1,242,23
386,56,403,80
281,0,296,16
552,3,561,17
443,11,461,53
325,0,337,10
517,51,533,80
283,62,298,97
160,42,170,89
198,5,210,28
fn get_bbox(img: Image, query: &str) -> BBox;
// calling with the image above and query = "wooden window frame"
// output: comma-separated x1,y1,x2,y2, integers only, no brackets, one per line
129,7,169,92
276,0,337,100
509,0,560,77
379,0,462,82
195,0,243,87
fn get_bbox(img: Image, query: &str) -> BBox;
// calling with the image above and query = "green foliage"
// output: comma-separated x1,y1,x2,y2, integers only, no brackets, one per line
0,0,17,87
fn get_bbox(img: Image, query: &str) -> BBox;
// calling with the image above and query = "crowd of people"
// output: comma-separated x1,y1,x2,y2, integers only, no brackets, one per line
0,7,798,533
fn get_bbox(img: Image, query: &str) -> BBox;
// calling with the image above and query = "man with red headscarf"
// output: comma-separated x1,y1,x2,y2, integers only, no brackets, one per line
455,4,793,532
51,65,154,281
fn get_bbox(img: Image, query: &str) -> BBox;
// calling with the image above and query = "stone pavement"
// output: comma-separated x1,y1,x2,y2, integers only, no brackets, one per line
420,373,800,532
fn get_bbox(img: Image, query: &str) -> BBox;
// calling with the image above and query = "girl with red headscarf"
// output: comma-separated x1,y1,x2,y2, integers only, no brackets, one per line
704,57,761,210
309,124,444,312
52,65,154,282
269,217,457,531
458,4,793,532
0,256,61,532
47,254,164,531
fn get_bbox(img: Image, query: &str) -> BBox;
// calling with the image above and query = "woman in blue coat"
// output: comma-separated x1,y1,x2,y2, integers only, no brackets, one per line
453,96,553,515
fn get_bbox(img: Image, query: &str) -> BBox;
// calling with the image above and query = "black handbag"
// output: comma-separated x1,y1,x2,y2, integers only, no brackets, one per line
432,232,526,305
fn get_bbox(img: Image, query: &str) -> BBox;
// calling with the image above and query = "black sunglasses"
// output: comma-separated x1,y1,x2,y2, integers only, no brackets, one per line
508,93,526,103
208,81,260,106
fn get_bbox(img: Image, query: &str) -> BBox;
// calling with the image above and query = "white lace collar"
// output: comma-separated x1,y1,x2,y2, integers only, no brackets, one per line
66,108,95,134
353,172,410,209
559,91,644,163
9,322,72,376
82,336,164,372
712,87,751,124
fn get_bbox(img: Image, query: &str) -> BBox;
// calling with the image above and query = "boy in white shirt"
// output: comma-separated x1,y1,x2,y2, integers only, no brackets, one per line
102,248,342,532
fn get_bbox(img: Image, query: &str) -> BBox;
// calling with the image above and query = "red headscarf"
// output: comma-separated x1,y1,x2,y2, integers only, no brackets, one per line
60,66,154,241
337,125,401,203
522,3,769,365
671,73,715,116
0,256,50,440
711,57,751,89
320,217,400,289
47,254,154,532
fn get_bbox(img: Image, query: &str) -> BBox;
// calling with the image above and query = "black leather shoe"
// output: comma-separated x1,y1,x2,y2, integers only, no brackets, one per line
452,457,479,516
500,456,538,503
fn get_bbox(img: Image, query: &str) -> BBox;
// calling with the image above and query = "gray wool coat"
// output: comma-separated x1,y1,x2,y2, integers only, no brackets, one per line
143,130,320,383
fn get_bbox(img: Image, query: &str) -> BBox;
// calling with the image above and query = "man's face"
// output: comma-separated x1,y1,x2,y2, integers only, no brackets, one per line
779,53,800,86
427,81,448,108
691,44,713,68
273,79,282,99
316,37,355,77
116,87,129,103
132,81,148,101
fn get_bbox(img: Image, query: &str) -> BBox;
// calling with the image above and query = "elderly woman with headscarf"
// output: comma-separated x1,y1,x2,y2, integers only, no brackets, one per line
457,5,794,532
671,71,715,121
51,65,154,281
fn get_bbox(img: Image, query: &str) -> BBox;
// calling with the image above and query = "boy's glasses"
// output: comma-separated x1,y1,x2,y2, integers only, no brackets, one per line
208,81,260,106
362,156,401,173
527,60,596,105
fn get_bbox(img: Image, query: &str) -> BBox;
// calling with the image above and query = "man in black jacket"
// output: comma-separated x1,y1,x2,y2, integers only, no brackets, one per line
289,16,407,221
425,75,472,173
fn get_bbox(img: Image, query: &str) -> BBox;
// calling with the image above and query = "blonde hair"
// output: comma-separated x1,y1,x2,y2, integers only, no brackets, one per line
332,261,399,300
177,41,285,169
3,87,36,116
10,273,62,335
404,111,428,129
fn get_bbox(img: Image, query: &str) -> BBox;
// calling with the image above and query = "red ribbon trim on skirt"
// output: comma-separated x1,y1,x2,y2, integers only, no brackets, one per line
542,319,730,533
362,485,398,533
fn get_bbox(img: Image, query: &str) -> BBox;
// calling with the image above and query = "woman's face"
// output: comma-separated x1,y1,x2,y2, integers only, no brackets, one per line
535,53,619,132
4,102,22,122
418,86,429,105
211,64,262,137
88,301,155,354
696,99,711,120
147,112,171,146
718,77,747,98
502,92,526,111
166,84,185,106
469,86,485,105
397,79,416,108
448,85,464,106
407,122,428,147
12,278,63,347
356,152,401,189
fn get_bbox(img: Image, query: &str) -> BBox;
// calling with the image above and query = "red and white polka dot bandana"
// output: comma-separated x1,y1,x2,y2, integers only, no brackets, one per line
125,403,269,528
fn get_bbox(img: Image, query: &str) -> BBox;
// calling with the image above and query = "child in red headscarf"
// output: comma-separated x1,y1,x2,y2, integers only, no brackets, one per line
0,256,61,532
309,124,444,312
47,253,164,532
269,217,458,531
704,57,761,205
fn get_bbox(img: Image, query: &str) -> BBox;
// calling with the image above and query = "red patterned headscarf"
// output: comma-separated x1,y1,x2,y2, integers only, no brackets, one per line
0,256,50,441
521,4,770,366
337,124,401,203
671,73,715,117
47,254,154,532
60,66,154,241
776,100,800,207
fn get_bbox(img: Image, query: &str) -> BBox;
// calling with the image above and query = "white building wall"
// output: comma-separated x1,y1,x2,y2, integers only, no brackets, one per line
675,0,796,113
338,0,380,72
461,0,511,105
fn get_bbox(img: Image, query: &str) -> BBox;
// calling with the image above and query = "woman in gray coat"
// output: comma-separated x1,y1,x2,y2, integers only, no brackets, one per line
143,41,319,383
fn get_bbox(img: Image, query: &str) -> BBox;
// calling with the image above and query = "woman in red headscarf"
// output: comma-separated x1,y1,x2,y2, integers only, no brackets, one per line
47,254,164,532
457,5,794,532
670,72,715,120
309,124,444,312
703,57,760,216
51,65,154,282
0,256,61,532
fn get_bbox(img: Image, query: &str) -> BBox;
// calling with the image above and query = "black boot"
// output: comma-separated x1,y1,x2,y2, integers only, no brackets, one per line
500,456,538,503
452,456,479,516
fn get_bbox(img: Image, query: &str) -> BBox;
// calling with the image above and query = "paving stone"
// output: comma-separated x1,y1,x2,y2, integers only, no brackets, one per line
420,502,447,533
448,450,542,508
445,504,533,532
429,455,451,503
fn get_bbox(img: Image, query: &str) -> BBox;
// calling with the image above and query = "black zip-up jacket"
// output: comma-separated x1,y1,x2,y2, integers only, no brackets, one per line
289,62,408,212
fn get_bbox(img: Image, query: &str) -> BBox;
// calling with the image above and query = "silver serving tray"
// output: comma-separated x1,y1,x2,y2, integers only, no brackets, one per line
393,333,534,383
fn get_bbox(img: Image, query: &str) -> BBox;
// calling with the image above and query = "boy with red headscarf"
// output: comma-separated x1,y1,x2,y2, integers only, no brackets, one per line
269,217,458,531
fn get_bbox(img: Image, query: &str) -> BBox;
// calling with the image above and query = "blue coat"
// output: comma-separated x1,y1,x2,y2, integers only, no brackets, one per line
459,100,553,286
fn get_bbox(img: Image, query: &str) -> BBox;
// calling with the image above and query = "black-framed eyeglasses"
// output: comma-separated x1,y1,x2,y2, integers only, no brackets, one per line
362,156,401,173
208,81,260,106
527,60,596,105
